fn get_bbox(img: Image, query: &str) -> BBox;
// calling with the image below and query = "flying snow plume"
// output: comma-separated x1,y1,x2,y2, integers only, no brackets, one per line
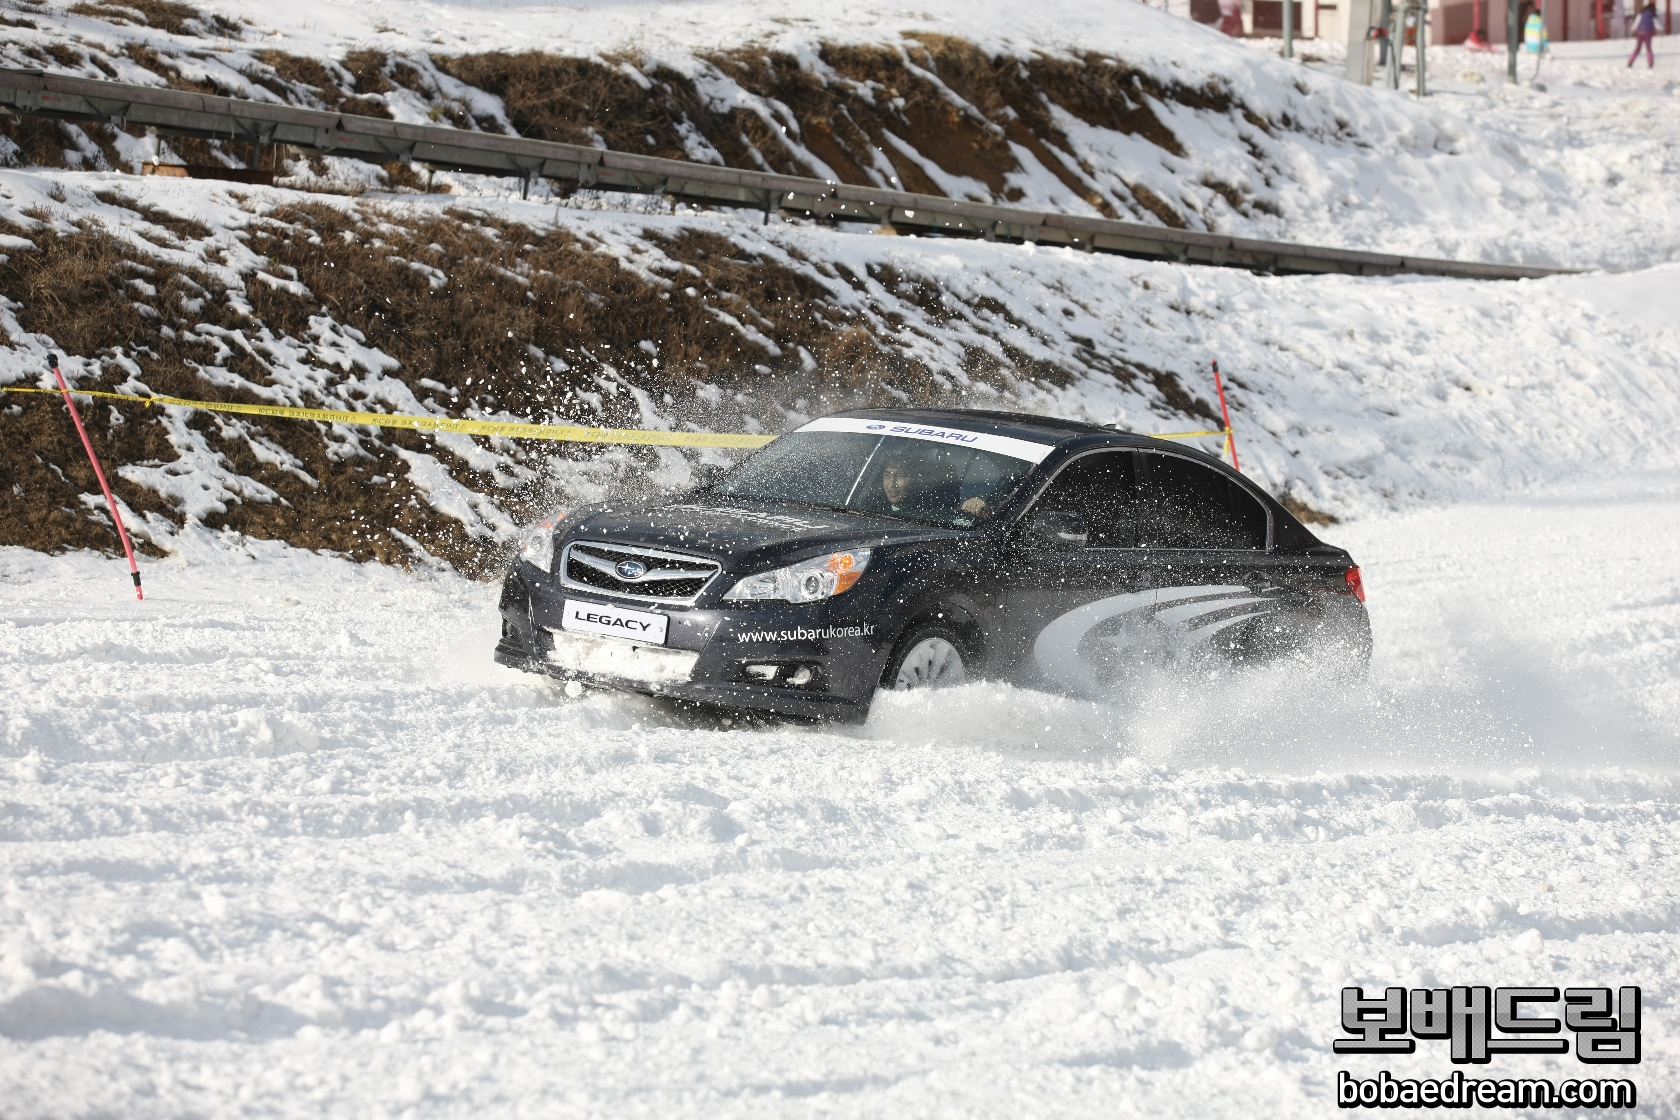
859,642,1664,773
862,493,1680,777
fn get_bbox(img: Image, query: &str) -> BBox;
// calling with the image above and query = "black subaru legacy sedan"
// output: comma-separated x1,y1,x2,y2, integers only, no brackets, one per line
494,408,1371,721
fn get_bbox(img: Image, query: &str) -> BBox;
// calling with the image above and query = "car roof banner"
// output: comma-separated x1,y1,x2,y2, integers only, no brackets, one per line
795,417,1057,463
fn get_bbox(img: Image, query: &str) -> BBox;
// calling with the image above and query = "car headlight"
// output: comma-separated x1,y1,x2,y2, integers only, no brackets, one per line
722,548,872,603
518,513,565,574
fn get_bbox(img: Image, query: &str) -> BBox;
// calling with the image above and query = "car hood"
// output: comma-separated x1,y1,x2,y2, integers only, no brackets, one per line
565,495,961,571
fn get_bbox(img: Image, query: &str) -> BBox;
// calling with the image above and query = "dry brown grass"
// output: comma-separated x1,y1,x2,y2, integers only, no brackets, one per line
0,223,199,555
435,53,723,156
0,211,487,567
7,18,1279,225
0,200,1008,572
66,0,240,37
250,50,393,118
0,117,83,170
246,206,968,419
0,24,1288,568
1280,494,1338,525
429,39,1260,226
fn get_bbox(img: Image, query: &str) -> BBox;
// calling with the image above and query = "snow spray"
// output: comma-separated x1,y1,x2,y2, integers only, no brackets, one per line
1212,359,1240,472
49,353,144,600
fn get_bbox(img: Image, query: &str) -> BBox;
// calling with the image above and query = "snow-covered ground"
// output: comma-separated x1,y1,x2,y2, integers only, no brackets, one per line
2,473,1678,1118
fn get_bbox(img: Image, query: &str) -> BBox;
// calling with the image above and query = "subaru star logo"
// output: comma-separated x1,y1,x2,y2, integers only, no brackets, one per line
866,423,886,430
615,559,648,580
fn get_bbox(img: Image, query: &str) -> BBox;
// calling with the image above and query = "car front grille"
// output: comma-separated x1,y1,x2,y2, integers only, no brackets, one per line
560,540,721,605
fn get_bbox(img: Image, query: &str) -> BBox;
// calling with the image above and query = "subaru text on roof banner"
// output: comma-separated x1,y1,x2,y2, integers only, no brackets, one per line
495,409,1372,720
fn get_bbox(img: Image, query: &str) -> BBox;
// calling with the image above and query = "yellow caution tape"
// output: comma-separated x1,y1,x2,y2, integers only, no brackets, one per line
1147,425,1237,467
4,384,1230,454
1149,427,1231,440
0,385,776,449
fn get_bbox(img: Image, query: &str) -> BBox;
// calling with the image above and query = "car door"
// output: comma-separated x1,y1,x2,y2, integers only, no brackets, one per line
988,448,1152,691
1130,450,1277,669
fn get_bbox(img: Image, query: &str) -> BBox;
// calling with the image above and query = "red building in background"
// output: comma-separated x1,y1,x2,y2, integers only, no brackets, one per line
1188,0,1670,42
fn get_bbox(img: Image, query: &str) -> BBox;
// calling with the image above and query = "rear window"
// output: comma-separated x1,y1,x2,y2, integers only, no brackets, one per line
1136,452,1268,550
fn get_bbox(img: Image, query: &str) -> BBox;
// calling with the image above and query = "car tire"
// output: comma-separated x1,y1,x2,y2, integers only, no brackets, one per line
885,623,968,691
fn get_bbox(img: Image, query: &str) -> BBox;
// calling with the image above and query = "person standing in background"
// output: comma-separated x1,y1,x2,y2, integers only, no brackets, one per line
1524,4,1549,77
1629,1,1658,65
1216,0,1245,36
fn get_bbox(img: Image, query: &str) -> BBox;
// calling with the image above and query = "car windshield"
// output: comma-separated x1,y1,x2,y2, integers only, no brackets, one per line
714,431,1038,528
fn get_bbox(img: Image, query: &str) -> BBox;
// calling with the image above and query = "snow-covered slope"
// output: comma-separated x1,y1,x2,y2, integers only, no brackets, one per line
2,475,1678,1117
3,3,1680,267
4,3,1677,576
5,165,1680,567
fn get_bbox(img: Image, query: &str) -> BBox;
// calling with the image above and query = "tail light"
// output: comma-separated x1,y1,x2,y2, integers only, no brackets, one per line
1345,566,1366,603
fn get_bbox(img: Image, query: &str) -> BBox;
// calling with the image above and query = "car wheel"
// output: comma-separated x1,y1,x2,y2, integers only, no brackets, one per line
886,624,968,691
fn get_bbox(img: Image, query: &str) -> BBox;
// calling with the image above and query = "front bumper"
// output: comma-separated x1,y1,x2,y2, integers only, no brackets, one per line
495,566,894,721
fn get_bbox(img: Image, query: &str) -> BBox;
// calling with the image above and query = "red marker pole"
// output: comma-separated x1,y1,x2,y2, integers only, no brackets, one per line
49,353,144,600
1212,359,1240,472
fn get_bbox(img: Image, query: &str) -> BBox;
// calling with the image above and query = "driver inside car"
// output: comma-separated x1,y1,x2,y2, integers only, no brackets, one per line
879,452,992,521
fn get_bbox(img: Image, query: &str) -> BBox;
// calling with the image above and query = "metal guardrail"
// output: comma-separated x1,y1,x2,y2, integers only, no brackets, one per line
0,66,1569,281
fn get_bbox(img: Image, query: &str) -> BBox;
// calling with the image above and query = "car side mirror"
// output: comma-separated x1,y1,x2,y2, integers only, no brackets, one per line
1028,509,1088,549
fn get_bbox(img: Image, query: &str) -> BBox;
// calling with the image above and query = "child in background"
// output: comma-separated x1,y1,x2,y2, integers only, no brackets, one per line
1524,6,1550,78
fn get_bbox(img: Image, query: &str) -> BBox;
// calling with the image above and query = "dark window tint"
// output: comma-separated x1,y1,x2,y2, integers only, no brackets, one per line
1032,451,1136,547
847,439,1033,527
713,432,1032,528
716,430,870,510
1136,453,1267,550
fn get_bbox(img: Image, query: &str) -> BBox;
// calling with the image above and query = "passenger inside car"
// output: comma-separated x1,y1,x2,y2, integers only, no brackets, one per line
713,428,1032,528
